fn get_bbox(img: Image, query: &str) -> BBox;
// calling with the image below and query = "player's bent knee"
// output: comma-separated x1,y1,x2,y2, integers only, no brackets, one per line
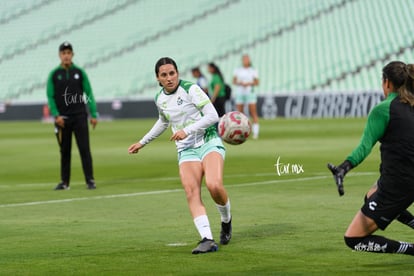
344,236,364,249
207,183,224,194
207,187,219,198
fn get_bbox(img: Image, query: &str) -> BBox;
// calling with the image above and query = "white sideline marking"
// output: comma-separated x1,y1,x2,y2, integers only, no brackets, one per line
0,189,182,208
166,243,188,247
0,172,376,208
0,172,278,188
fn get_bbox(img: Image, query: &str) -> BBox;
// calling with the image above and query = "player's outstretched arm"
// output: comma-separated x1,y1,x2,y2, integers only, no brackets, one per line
327,160,353,196
128,142,144,154
130,118,169,154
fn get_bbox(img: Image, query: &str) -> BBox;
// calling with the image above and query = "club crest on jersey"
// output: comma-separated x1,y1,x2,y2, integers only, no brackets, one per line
177,96,183,105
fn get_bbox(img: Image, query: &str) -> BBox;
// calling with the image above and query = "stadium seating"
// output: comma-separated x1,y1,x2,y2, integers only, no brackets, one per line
1,0,414,103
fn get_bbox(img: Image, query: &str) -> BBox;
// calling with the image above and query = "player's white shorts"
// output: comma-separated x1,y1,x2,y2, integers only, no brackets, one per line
235,90,257,105
178,137,225,165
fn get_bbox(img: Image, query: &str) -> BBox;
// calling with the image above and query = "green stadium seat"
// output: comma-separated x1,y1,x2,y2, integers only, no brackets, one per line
1,0,414,102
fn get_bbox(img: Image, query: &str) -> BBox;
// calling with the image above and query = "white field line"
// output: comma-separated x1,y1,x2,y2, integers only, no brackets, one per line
0,189,183,208
0,172,377,208
0,173,278,188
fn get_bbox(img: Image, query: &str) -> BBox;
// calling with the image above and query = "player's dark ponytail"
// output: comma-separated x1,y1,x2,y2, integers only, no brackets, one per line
208,63,225,83
404,64,414,93
399,64,414,106
382,61,414,106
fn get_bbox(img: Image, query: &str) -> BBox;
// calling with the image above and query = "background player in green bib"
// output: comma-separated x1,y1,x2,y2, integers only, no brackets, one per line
128,57,232,254
328,61,414,256
207,62,226,117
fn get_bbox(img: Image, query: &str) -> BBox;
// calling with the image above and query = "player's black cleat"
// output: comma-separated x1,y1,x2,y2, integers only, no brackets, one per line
191,238,218,254
220,218,232,245
54,182,69,190
86,180,96,190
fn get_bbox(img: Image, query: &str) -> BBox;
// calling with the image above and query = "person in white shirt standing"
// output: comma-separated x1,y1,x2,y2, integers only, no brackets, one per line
233,54,260,139
128,57,232,254
191,67,209,94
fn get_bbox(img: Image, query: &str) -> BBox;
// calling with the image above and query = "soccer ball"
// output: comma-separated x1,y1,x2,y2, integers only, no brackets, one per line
218,111,251,145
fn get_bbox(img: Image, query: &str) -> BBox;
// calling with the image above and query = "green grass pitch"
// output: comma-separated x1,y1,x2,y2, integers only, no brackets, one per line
1,118,414,275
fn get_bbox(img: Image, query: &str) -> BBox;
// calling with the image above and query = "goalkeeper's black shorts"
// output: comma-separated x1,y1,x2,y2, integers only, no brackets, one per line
361,179,414,230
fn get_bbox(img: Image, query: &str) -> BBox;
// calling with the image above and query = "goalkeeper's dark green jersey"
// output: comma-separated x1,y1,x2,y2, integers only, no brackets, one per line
347,92,414,189
46,63,98,118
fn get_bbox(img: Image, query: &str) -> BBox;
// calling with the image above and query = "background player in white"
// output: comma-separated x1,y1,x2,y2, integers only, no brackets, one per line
128,57,232,254
233,54,260,139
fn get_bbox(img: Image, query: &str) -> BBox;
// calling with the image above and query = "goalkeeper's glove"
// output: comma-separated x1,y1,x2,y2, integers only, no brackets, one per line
327,160,353,196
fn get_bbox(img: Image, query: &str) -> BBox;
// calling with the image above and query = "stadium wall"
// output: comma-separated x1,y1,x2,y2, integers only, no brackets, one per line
0,91,383,121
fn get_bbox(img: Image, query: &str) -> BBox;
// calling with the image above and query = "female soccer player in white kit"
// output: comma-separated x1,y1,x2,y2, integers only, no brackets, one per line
128,57,232,254
233,54,260,139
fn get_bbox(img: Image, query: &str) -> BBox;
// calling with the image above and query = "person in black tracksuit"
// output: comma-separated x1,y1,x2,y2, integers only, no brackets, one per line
328,61,414,256
46,42,98,190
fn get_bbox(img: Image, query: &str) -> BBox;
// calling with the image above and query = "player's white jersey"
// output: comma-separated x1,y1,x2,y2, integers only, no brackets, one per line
155,80,216,151
233,66,258,93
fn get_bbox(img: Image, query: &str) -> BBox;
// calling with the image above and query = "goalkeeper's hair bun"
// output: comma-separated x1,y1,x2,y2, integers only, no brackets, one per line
382,61,414,106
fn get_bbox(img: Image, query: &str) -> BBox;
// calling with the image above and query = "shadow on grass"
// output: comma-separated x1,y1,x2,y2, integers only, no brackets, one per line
237,223,296,240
